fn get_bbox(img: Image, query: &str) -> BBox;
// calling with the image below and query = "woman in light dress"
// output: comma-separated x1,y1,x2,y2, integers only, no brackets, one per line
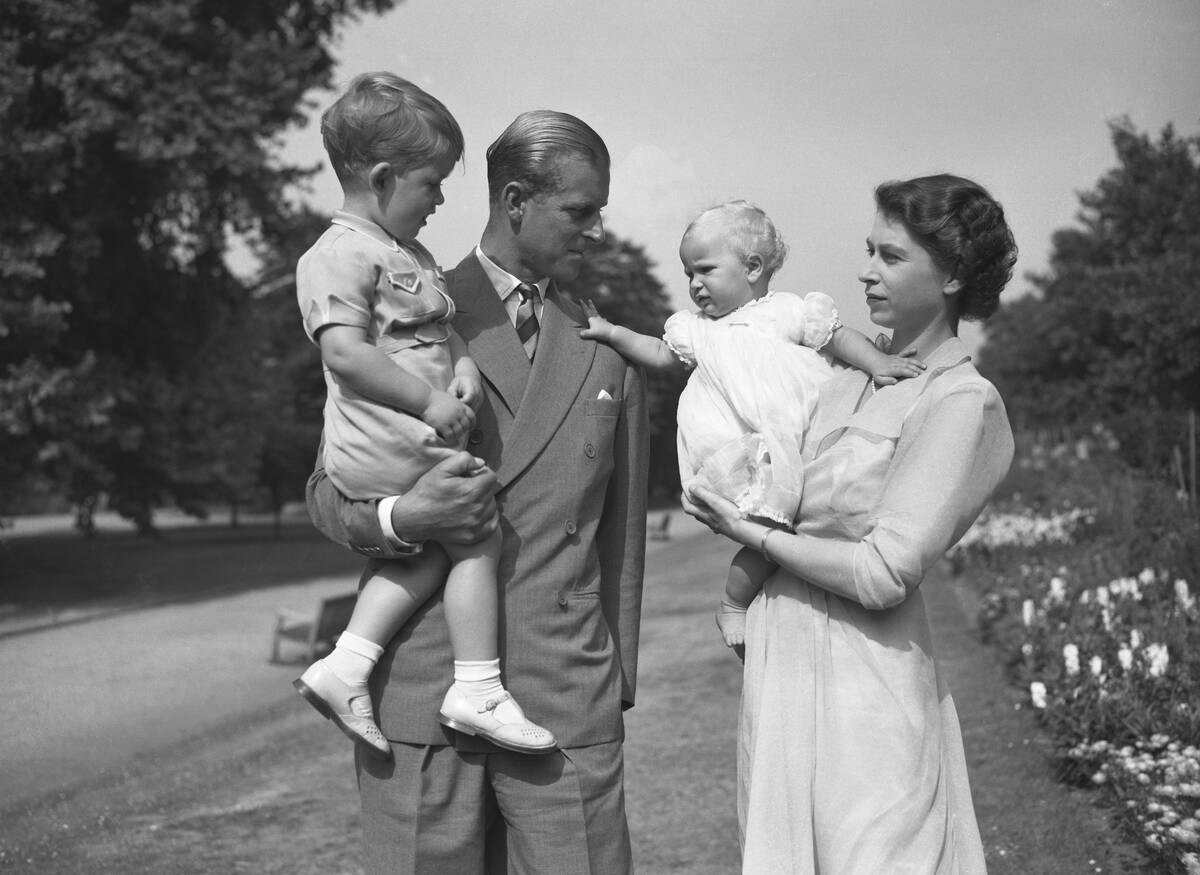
686,174,1018,874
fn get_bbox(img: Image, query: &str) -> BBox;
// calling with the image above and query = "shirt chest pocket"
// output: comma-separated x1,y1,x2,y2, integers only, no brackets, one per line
377,268,451,326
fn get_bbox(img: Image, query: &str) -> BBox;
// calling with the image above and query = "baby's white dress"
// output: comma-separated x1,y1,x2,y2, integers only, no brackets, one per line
664,291,841,527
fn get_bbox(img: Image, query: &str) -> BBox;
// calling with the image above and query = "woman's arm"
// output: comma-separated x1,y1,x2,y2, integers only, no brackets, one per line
687,384,1013,609
318,324,473,443
579,301,683,372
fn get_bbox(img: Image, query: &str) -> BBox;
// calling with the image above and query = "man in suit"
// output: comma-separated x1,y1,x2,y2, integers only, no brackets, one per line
306,110,649,874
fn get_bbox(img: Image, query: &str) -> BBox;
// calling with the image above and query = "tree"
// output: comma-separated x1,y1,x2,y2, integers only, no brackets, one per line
250,207,330,533
563,236,687,501
978,118,1200,471
0,0,396,531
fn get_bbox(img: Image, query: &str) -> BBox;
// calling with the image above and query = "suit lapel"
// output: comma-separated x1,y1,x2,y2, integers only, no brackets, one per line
446,253,531,419
495,286,595,487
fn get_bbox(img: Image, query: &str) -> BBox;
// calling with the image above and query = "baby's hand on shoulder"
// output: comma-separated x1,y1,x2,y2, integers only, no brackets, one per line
579,299,615,342
422,390,476,443
871,353,926,387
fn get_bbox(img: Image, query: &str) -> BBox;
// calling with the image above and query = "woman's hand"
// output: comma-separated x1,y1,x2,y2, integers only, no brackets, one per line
684,485,756,546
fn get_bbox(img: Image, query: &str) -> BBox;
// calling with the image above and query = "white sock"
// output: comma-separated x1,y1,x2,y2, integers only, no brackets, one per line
453,658,504,701
322,631,384,686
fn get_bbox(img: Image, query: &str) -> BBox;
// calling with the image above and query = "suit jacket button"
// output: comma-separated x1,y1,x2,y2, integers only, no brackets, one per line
564,520,577,535
584,442,596,458
468,429,483,445
557,591,568,607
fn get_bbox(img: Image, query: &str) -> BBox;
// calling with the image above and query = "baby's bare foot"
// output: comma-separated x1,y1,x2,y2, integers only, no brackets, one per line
715,600,748,649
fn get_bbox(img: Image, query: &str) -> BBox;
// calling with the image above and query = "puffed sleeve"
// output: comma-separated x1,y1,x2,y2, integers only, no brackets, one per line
662,310,699,368
847,383,1013,608
295,238,375,342
796,292,841,350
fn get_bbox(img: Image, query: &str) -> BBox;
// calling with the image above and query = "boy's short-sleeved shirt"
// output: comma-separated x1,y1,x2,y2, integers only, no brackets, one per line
296,211,463,500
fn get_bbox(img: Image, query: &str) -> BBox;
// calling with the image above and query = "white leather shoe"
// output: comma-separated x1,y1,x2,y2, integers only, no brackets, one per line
438,687,557,754
294,661,392,760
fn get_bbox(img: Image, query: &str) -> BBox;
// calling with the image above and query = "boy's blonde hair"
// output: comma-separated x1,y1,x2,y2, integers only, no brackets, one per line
685,200,789,277
321,72,464,185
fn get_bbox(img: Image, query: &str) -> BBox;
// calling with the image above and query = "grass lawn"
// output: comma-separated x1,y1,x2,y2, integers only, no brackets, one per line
0,519,362,618
0,518,1152,873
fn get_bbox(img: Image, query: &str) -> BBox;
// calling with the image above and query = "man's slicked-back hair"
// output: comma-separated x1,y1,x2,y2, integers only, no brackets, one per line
485,110,609,202
321,72,464,185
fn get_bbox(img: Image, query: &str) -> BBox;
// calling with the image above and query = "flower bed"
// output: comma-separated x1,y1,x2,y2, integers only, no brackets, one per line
954,432,1200,873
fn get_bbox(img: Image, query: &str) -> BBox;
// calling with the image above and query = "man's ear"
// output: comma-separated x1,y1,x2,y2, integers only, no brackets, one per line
501,181,527,222
368,162,393,196
745,253,765,283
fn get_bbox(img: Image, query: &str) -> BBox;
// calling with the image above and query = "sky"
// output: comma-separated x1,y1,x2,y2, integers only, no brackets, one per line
281,0,1200,347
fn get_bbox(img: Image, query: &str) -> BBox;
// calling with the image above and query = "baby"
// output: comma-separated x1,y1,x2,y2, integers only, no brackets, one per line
293,72,554,758
582,201,922,649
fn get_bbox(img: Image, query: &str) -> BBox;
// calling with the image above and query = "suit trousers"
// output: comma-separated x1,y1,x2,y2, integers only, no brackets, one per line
356,740,632,875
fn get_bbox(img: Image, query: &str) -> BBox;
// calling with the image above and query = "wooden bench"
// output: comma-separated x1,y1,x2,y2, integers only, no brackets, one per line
270,592,358,664
648,512,672,542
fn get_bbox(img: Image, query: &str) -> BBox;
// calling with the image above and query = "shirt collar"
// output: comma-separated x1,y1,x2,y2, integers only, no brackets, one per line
330,211,403,252
474,245,548,302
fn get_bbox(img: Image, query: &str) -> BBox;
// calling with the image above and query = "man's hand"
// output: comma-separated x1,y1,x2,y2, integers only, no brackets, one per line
390,451,498,545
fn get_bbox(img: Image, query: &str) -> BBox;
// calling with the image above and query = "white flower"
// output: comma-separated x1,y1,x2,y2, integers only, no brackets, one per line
1101,606,1112,632
1095,586,1110,607
1177,579,1196,612
1090,655,1104,677
1030,681,1047,709
1131,628,1143,649
1021,599,1036,627
1063,643,1081,676
1139,567,1157,586
1048,577,1067,604
1145,643,1170,678
1118,646,1134,671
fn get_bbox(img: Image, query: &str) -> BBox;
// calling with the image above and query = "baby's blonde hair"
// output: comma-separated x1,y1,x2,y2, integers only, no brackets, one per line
684,200,788,277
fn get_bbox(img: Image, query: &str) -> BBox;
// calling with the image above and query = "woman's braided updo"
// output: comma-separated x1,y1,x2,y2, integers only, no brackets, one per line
874,175,1018,321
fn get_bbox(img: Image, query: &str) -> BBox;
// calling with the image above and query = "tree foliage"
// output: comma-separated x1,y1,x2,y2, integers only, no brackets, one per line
0,0,395,528
978,118,1200,471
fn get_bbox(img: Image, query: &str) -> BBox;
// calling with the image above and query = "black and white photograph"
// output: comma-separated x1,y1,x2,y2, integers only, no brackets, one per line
2,1,1198,872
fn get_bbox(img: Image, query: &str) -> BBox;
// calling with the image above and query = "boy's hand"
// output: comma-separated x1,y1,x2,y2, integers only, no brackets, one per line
421,390,475,443
579,299,615,342
448,374,483,411
871,354,926,387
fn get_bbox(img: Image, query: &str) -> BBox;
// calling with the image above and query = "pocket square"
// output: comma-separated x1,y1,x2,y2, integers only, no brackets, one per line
597,389,613,400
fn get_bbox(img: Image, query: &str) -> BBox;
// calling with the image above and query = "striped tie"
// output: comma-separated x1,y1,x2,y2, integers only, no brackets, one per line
514,282,539,359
